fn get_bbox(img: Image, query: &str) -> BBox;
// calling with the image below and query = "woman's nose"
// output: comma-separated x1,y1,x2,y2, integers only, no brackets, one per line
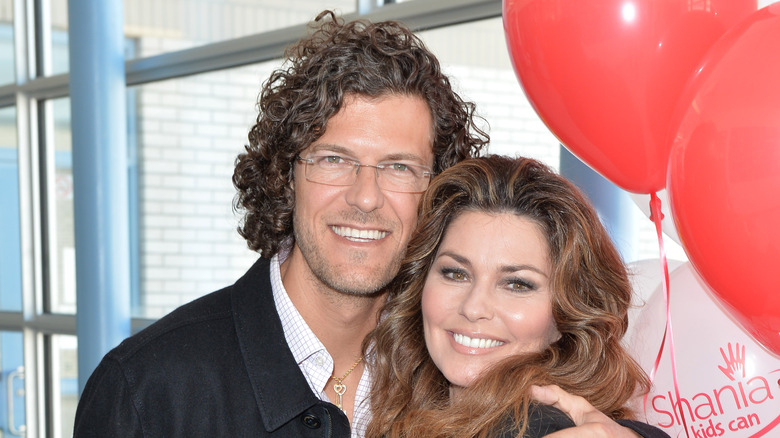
458,282,494,322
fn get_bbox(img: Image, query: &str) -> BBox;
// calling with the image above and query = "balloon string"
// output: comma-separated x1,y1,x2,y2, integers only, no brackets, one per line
642,193,667,417
645,192,689,438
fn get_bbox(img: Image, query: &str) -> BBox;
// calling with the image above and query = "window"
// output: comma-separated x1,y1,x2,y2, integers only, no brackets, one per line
0,2,13,85
0,331,25,436
0,106,21,312
123,0,357,59
0,1,694,434
47,98,75,315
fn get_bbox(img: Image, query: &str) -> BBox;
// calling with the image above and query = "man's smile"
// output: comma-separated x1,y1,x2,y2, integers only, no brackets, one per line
331,226,389,242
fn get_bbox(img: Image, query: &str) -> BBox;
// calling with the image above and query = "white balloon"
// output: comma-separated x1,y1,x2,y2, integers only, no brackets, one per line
626,262,780,437
625,258,684,350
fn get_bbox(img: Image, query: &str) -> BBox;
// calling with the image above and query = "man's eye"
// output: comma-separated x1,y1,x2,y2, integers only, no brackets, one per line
391,163,409,172
324,156,344,164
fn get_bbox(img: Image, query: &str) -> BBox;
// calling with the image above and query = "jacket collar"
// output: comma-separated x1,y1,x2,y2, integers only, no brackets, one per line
231,257,325,432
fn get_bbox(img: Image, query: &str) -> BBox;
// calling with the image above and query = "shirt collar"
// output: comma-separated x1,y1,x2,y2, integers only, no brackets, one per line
271,250,327,359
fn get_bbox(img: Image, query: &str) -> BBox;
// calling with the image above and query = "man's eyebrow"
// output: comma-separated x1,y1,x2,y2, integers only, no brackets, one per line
307,143,351,155
381,152,429,164
309,144,429,164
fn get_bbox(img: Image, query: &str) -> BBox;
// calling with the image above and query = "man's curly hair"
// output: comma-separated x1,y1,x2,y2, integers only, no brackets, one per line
232,10,488,258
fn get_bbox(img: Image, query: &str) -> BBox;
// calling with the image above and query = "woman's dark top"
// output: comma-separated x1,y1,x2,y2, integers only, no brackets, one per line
492,404,671,438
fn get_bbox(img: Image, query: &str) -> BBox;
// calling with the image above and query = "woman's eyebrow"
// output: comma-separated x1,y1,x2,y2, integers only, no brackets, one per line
500,264,549,278
436,251,470,267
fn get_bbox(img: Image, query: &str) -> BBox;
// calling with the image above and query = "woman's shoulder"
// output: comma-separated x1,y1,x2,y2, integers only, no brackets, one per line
492,404,575,438
616,419,671,438
491,405,670,438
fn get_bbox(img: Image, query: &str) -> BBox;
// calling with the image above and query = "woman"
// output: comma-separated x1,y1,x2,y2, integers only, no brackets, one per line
364,155,667,438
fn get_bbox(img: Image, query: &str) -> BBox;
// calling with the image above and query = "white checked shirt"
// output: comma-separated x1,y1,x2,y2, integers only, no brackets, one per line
270,251,371,438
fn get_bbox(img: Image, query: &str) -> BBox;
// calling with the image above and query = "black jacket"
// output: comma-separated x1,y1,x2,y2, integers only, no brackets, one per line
73,258,350,437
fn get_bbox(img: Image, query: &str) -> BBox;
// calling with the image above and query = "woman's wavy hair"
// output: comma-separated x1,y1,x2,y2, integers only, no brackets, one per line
232,10,488,257
364,155,650,438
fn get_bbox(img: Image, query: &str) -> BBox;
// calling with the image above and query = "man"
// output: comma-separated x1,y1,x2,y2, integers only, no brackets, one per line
74,10,486,437
74,10,657,438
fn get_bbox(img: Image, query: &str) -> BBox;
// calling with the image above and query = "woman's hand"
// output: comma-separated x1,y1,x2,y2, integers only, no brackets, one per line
530,385,641,438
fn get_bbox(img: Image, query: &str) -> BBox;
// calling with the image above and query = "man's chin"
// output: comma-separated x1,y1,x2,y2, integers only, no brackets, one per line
329,277,391,297
321,266,396,297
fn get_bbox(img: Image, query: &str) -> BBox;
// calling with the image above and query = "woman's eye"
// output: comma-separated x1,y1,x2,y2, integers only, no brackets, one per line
441,267,468,281
507,279,535,292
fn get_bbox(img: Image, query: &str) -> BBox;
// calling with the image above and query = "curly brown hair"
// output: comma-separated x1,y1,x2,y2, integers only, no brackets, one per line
364,155,650,438
232,10,488,257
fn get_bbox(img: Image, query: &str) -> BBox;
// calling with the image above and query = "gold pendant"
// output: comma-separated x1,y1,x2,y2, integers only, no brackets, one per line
334,382,347,410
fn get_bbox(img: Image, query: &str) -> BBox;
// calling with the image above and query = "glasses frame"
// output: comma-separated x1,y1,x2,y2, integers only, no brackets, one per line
295,155,435,193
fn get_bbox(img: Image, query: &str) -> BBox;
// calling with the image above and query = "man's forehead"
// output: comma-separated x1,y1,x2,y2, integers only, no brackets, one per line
302,94,435,164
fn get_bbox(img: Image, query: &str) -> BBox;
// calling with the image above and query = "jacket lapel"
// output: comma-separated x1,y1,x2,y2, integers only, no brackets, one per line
231,258,322,432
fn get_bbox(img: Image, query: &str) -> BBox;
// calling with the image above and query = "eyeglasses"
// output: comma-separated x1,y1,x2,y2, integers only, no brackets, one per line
296,154,435,193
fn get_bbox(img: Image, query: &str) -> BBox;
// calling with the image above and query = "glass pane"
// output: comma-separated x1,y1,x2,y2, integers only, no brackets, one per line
49,98,76,314
0,331,26,436
123,0,356,59
133,65,264,318
0,0,12,84
49,0,69,75
50,334,77,438
41,0,69,76
0,106,22,312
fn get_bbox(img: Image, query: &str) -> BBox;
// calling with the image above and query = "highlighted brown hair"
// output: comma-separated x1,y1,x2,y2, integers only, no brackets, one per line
365,155,649,437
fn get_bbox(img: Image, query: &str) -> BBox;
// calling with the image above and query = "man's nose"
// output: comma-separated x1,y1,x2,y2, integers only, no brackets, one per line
344,165,385,213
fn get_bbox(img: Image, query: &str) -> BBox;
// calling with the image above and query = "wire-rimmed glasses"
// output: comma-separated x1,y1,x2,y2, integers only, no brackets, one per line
296,154,435,193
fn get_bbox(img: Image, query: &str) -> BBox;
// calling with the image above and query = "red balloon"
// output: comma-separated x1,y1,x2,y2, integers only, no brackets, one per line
668,5,780,356
503,0,756,193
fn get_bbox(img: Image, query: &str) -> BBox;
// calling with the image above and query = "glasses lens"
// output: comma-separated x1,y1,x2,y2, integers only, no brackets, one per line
377,165,430,193
302,156,431,193
305,156,354,185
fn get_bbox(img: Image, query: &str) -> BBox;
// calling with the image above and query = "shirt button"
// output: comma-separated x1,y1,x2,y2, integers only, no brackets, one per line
315,355,325,366
302,413,321,429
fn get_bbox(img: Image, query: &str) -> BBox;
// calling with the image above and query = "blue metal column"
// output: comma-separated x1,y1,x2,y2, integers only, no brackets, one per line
559,146,639,262
68,0,131,394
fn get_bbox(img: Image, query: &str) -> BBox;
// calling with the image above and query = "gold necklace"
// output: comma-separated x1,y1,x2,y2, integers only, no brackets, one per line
331,356,363,411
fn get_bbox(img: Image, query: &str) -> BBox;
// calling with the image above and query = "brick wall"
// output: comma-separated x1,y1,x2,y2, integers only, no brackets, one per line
135,60,265,317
